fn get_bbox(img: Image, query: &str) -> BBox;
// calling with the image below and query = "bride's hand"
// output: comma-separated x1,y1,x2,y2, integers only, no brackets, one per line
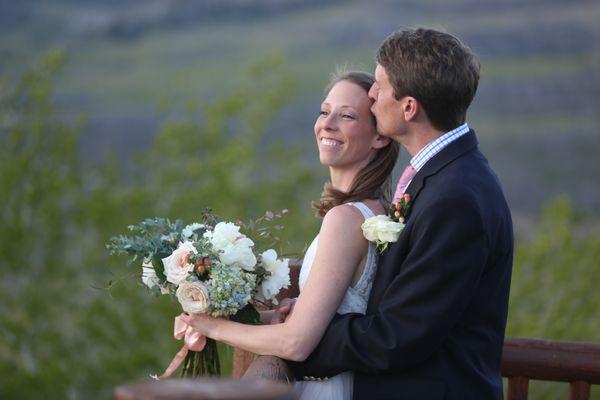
179,312,222,336
270,298,296,324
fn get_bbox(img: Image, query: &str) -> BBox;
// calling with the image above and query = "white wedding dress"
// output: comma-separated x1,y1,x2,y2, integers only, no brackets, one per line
293,202,378,400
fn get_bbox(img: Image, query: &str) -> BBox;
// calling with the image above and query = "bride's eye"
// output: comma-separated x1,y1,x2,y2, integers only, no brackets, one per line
341,113,356,120
319,110,329,116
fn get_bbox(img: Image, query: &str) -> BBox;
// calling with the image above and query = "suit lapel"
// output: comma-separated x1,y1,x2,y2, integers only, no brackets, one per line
405,130,479,205
367,131,480,311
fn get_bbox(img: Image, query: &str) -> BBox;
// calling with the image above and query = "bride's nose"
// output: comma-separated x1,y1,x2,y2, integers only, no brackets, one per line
322,113,338,132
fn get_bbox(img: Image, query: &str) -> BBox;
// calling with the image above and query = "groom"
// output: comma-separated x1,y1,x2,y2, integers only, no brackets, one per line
286,28,514,399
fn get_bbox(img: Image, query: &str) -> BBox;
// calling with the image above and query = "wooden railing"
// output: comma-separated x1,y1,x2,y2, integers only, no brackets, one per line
502,338,600,400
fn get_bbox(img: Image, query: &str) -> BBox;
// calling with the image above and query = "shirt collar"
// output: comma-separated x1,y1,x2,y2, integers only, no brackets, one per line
410,123,470,172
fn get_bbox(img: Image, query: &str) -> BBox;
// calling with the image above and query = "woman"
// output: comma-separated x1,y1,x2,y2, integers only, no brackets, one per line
181,71,399,399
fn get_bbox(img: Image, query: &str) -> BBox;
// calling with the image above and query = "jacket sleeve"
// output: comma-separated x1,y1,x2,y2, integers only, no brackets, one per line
288,195,488,378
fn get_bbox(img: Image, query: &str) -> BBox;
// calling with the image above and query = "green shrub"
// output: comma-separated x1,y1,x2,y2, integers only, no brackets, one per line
0,51,319,399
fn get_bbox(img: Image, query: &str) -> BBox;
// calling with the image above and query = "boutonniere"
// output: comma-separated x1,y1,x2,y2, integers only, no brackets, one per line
361,215,405,254
392,193,411,223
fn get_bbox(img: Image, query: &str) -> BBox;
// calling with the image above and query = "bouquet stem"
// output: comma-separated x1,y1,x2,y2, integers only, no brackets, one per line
180,338,220,377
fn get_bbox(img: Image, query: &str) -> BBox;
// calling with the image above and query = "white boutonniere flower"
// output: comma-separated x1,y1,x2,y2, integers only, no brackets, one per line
361,215,404,253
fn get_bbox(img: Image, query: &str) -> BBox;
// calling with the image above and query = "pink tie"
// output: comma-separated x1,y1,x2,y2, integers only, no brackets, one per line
393,165,417,203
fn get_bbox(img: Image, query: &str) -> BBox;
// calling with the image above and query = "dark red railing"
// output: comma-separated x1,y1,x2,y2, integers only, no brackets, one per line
502,337,600,400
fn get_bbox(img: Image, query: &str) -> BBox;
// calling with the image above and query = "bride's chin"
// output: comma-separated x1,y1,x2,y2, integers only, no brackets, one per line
319,155,336,167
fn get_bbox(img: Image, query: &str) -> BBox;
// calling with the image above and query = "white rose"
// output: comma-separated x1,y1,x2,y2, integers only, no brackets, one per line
162,241,197,285
258,249,290,302
141,260,160,289
205,222,242,251
361,215,404,244
176,281,210,313
182,223,205,239
219,237,257,271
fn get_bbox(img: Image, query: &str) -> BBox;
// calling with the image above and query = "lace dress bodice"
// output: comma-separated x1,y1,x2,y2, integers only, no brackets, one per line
298,201,378,315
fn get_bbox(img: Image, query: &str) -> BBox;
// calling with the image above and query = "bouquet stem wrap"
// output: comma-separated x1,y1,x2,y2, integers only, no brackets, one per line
160,315,214,378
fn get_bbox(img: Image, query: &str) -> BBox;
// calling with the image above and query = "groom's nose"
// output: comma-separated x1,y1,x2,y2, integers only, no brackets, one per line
368,83,378,101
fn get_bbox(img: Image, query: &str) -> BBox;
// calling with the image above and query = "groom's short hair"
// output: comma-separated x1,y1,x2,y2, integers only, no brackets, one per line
376,28,480,132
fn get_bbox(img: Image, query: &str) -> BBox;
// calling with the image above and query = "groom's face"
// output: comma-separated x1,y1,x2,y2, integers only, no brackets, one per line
369,64,406,140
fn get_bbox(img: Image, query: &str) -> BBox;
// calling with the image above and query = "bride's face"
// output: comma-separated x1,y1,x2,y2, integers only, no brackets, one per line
315,80,379,169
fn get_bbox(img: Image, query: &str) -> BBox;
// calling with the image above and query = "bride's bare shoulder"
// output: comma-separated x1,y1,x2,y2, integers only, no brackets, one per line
321,203,364,227
318,202,372,238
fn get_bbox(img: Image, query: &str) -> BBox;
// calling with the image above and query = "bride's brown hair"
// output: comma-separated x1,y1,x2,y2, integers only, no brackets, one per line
312,71,400,218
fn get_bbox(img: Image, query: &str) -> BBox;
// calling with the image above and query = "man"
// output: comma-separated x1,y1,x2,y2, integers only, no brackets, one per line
287,28,514,399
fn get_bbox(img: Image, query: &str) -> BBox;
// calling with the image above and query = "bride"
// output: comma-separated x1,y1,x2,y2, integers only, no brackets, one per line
181,71,399,399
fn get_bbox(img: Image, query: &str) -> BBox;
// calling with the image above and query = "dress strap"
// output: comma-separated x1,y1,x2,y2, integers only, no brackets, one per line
346,201,376,220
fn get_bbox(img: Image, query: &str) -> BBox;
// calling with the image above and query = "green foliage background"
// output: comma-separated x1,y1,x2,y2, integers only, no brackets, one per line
1,53,598,400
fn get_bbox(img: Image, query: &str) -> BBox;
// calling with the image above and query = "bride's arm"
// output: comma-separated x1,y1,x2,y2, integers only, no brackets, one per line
182,204,368,361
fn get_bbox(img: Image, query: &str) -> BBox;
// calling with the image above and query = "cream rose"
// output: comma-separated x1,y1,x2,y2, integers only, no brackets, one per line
162,241,197,285
219,237,257,271
205,222,242,251
361,215,404,244
176,281,210,313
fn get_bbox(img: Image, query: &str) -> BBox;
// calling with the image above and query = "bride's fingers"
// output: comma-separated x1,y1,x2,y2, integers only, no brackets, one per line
179,313,193,324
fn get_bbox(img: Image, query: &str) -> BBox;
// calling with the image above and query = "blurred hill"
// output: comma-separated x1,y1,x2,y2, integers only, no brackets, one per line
1,0,599,229
1,2,600,399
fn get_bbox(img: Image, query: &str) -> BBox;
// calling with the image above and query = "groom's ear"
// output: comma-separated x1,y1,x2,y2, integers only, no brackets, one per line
372,134,392,149
401,96,419,122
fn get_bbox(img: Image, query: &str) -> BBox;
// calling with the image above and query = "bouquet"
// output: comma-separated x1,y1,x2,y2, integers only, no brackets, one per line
106,209,291,378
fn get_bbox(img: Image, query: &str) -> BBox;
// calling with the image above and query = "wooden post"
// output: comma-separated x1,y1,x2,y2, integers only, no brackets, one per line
569,381,590,400
507,376,529,400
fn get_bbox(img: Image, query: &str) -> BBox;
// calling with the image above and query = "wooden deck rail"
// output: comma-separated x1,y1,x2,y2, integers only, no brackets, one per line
502,338,600,400
114,378,296,400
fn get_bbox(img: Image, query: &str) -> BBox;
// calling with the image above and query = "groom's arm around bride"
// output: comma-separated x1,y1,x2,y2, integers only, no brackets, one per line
287,28,514,400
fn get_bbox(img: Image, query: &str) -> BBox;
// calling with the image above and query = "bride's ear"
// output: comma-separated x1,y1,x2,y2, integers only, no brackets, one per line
372,134,392,149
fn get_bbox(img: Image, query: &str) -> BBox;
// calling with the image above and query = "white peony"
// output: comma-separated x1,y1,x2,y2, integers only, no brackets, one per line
182,223,205,239
176,281,210,313
361,215,404,244
204,222,242,251
258,249,290,302
162,241,197,285
141,260,160,289
219,237,257,271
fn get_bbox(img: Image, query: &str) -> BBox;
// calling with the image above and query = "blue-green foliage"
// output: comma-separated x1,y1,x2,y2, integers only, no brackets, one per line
0,51,319,399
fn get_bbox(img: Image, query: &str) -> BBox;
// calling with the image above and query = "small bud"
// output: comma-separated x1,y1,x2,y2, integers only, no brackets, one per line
197,265,205,273
403,193,410,202
394,211,401,218
204,258,212,266
399,216,405,223
396,203,402,211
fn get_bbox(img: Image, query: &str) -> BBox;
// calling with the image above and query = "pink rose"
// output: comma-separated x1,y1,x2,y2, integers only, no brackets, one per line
162,241,197,285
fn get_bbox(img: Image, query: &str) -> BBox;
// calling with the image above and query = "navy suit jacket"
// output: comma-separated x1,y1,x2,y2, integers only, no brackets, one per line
288,130,514,400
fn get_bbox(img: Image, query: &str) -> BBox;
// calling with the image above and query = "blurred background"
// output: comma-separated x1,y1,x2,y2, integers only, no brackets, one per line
1,0,599,399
